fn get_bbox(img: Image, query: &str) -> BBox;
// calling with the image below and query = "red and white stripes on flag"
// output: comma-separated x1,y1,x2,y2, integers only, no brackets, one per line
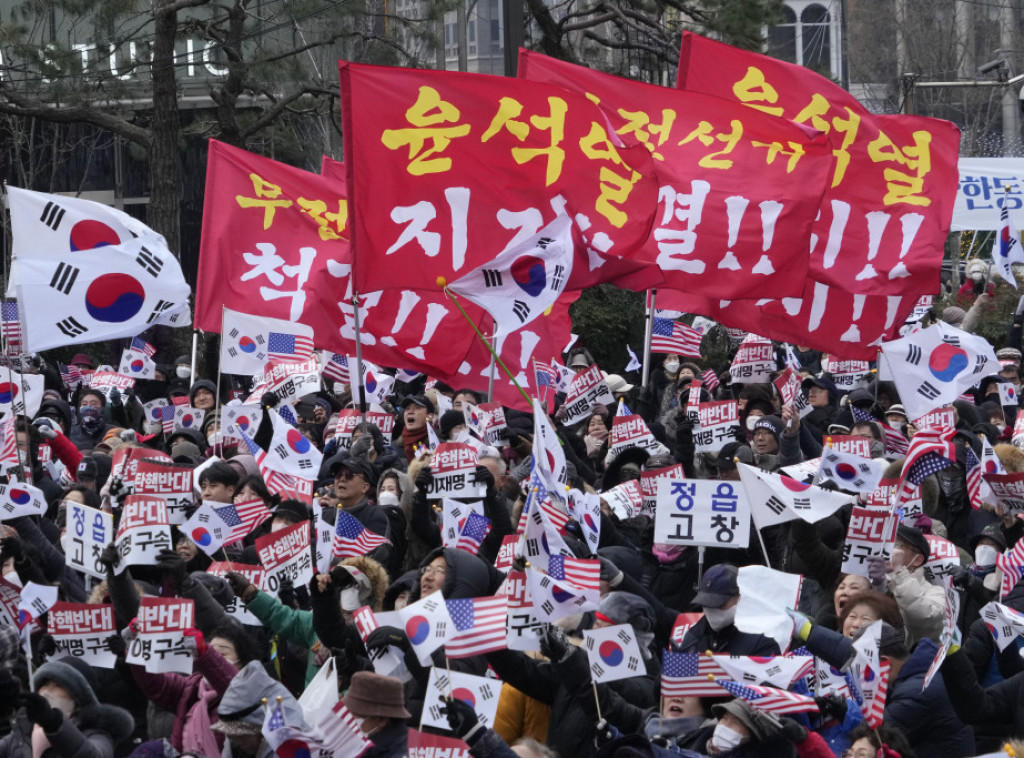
322,353,350,384
129,336,156,357
547,554,600,594
214,499,273,545
701,369,719,393
716,678,820,715
650,316,702,358
266,331,315,362
0,418,17,469
965,447,983,510
332,511,389,558
317,700,372,757
538,497,570,532
1,302,23,355
998,537,1024,599
444,596,508,658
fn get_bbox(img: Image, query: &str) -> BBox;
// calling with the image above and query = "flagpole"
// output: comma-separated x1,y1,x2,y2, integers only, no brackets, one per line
214,309,225,458
189,329,198,388
486,319,497,403
441,288,532,407
351,292,368,428
641,289,656,387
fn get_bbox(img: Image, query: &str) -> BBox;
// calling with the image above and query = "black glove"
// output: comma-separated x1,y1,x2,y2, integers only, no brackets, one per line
540,625,572,663
155,548,188,593
0,536,25,565
779,717,807,744
106,634,127,658
108,387,122,407
330,565,357,590
442,696,485,743
20,693,63,732
278,576,296,608
415,466,434,491
36,634,57,659
225,571,254,600
98,543,120,573
473,465,495,491
814,693,847,723
365,625,410,653
949,565,975,592
511,555,528,573
598,556,623,588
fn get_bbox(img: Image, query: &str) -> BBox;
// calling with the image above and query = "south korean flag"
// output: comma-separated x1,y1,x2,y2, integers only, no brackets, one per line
6,187,158,296
264,408,323,478
14,238,191,352
446,214,574,339
816,448,885,494
583,624,645,683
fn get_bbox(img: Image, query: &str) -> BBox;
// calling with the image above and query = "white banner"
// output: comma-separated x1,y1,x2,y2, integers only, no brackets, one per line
61,502,114,579
655,478,750,549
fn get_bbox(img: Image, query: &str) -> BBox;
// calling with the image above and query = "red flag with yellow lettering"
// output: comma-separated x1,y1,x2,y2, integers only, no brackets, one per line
197,139,474,374
677,32,960,297
518,50,835,300
338,61,663,294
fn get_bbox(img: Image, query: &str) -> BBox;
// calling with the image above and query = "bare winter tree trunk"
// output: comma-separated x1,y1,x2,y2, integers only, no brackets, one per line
150,0,182,254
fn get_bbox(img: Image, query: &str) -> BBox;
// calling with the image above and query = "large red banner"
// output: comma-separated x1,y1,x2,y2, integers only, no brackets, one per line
677,32,960,297
518,50,834,300
197,139,478,374
338,61,664,295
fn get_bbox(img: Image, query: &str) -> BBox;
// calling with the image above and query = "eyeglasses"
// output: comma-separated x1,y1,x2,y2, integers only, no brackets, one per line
336,469,364,482
420,565,447,577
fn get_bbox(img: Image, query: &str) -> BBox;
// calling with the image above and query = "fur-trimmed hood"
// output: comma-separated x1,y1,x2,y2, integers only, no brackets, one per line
996,442,1024,472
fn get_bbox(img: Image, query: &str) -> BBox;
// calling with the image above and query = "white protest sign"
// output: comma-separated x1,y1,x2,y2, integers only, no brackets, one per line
840,507,898,577
125,597,195,674
694,401,740,454
735,566,803,655
729,334,774,383
822,435,872,458
499,570,544,652
263,357,321,405
609,415,662,459
133,459,195,525
655,478,750,549
422,443,485,499
822,357,871,389
61,502,114,579
48,602,117,669
921,535,962,584
208,562,264,626
984,471,1024,515
351,605,409,680
601,480,643,520
923,582,961,690
476,402,509,447
87,371,135,400
256,521,313,595
561,365,615,426
114,495,173,575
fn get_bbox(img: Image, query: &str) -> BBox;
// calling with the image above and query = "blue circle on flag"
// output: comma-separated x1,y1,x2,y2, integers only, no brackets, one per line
84,273,145,323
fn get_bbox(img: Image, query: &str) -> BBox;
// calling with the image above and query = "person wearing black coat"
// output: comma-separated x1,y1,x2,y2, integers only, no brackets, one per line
942,644,1024,752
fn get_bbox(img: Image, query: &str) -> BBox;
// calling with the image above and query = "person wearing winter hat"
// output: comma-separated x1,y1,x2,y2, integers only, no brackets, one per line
188,379,218,412
211,661,307,758
70,388,116,451
439,409,467,441
873,524,946,645
0,657,134,758
342,671,411,755
751,416,783,456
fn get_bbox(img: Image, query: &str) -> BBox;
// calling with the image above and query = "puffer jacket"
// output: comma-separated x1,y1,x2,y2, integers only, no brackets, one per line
0,702,133,758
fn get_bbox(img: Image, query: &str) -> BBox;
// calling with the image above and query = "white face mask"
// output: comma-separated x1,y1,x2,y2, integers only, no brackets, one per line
711,722,745,752
41,691,76,717
377,491,400,507
704,605,737,631
664,361,680,374
176,366,191,379
975,544,1000,568
3,570,22,588
745,416,761,431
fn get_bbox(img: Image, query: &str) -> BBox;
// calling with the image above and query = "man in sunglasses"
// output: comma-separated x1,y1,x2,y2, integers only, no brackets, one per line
330,456,393,568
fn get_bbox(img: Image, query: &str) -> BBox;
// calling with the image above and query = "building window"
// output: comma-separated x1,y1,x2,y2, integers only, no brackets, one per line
767,2,832,76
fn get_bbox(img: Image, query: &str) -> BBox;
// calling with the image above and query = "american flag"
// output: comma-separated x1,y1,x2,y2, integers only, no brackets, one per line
533,359,555,389
59,364,83,390
323,353,350,383
701,369,720,393
332,510,389,558
650,317,702,358
0,418,17,469
211,499,272,545
547,554,600,593
444,596,508,658
716,678,820,715
160,404,175,435
998,537,1024,599
965,447,983,510
267,331,315,362
538,496,570,532
660,652,730,696
1,302,22,355
456,512,492,555
129,336,156,357
852,406,909,457
901,425,956,486
317,701,372,757
261,701,313,756
859,659,889,727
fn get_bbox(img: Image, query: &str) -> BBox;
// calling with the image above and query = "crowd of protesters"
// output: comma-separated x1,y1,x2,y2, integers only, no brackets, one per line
1,303,1024,758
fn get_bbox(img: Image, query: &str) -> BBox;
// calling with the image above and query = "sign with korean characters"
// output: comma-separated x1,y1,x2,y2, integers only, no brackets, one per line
333,409,396,450
82,371,134,400
61,502,114,579
984,471,1024,515
821,357,871,389
922,535,962,584
730,334,775,383
196,140,470,376
262,357,321,405
339,61,663,297
609,414,662,459
562,366,616,426
655,478,750,548
125,597,195,674
133,459,195,525
694,401,741,454
114,495,173,575
823,435,872,458
422,442,485,499
840,507,899,577
256,521,313,594
48,603,117,669
207,562,264,626
640,464,685,519
110,448,172,500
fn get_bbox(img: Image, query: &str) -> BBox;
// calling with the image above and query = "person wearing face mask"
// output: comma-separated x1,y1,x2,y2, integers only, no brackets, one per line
70,389,115,451
677,564,780,656
341,672,411,757
871,525,946,645
0,658,134,758
950,523,1004,629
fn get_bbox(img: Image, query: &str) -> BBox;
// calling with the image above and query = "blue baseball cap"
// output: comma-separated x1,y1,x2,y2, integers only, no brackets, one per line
694,564,739,609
